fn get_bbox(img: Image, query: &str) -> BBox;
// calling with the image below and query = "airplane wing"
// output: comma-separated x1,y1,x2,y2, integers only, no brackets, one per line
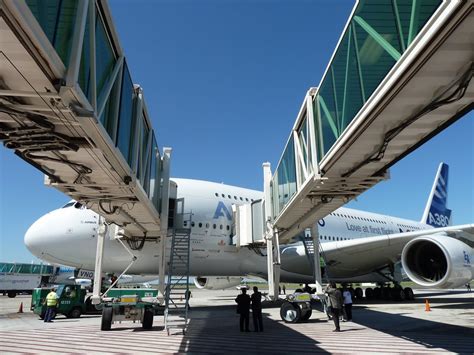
319,224,474,277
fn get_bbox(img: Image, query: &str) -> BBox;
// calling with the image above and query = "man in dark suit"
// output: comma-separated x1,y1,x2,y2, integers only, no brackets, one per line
325,282,343,332
251,286,264,332
235,287,251,332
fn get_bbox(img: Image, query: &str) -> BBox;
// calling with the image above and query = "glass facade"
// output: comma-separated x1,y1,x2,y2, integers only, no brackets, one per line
314,0,441,159
26,0,78,66
272,0,441,218
26,1,162,212
116,63,135,163
273,136,297,217
0,262,54,275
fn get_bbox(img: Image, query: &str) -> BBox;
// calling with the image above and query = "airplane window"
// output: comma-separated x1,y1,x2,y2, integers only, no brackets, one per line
234,196,237,200
215,193,219,197
251,199,254,202
62,202,75,208
228,195,231,199
226,225,230,231
245,198,249,202
199,222,202,228
220,225,223,230
221,194,225,198
240,197,243,201
191,222,195,227
213,224,216,229
183,221,188,227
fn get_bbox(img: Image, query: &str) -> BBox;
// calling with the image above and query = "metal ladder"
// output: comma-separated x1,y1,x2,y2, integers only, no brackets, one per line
164,212,192,335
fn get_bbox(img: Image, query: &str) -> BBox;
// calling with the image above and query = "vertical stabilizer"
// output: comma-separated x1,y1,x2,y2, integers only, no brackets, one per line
421,163,452,227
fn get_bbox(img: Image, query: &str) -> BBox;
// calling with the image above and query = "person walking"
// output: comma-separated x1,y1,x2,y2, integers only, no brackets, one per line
251,286,264,332
235,288,251,332
466,283,471,292
325,282,343,332
44,287,59,323
342,286,353,321
282,284,286,295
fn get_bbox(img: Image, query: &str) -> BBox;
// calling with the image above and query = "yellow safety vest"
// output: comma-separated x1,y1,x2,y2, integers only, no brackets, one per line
46,292,58,307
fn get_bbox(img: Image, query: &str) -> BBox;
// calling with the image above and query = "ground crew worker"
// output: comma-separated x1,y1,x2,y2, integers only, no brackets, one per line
44,287,59,323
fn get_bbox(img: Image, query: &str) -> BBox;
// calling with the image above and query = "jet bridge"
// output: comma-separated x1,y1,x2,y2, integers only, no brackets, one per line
0,0,169,239
270,0,473,243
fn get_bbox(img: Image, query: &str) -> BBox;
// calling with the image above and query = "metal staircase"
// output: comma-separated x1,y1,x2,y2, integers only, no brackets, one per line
300,236,328,283
164,207,192,335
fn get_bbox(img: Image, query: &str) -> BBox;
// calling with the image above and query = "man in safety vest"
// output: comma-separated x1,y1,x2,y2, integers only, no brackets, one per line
44,287,59,322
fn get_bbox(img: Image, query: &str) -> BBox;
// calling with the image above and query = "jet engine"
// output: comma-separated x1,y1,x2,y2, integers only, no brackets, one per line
401,235,473,289
194,276,242,290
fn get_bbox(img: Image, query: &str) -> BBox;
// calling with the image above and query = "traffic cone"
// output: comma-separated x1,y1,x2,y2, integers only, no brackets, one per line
425,299,431,312
17,302,23,313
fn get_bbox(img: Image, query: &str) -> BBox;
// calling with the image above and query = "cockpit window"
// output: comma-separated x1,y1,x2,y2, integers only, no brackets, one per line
62,202,75,208
74,202,83,209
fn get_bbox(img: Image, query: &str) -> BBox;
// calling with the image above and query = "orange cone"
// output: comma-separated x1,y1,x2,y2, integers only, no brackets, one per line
17,302,23,313
425,299,431,312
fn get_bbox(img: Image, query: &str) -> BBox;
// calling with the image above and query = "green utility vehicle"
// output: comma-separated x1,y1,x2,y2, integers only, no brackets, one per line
100,288,163,331
31,285,87,319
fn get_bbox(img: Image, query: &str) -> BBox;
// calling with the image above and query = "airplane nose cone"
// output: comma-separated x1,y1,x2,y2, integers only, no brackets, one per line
24,208,98,266
24,213,50,258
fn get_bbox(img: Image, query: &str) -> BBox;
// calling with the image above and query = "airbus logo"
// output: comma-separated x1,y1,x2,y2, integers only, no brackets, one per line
463,251,471,266
213,201,232,220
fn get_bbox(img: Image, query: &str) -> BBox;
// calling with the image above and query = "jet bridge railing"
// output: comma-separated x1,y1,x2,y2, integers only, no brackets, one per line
271,0,473,243
0,0,168,237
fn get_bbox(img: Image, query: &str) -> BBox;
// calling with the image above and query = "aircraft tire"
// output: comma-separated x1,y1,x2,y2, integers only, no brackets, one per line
101,306,113,331
365,288,374,299
142,308,154,329
373,287,382,299
404,287,414,300
280,302,301,323
354,287,363,300
7,291,16,298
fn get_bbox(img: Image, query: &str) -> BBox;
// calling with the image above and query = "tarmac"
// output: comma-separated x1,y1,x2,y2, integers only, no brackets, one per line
0,288,473,354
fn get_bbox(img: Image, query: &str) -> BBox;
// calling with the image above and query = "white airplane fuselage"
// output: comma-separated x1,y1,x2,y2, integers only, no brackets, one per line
24,178,437,283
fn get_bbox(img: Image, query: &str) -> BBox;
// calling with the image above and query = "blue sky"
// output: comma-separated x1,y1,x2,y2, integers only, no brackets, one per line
0,0,472,263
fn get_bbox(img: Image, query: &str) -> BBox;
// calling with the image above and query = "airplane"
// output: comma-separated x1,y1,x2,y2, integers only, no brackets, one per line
24,163,473,299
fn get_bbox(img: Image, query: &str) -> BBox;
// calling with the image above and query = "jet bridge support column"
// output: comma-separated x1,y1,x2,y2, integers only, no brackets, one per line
263,163,280,300
311,224,323,294
91,216,106,305
158,148,172,298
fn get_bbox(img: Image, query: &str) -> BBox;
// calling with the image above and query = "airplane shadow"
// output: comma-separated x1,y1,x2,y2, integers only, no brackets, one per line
350,304,474,353
177,305,330,354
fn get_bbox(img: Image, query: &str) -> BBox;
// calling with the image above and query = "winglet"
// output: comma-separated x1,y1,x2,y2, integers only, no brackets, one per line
421,163,452,227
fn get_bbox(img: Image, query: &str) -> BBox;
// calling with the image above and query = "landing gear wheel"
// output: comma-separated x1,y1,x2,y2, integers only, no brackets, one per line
354,287,363,300
101,306,113,331
373,287,382,299
404,287,414,300
280,302,301,323
7,291,16,298
142,308,154,329
365,288,374,300
390,287,405,301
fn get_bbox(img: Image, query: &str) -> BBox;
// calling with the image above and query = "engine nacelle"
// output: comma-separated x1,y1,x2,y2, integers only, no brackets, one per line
194,276,242,290
401,235,473,289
